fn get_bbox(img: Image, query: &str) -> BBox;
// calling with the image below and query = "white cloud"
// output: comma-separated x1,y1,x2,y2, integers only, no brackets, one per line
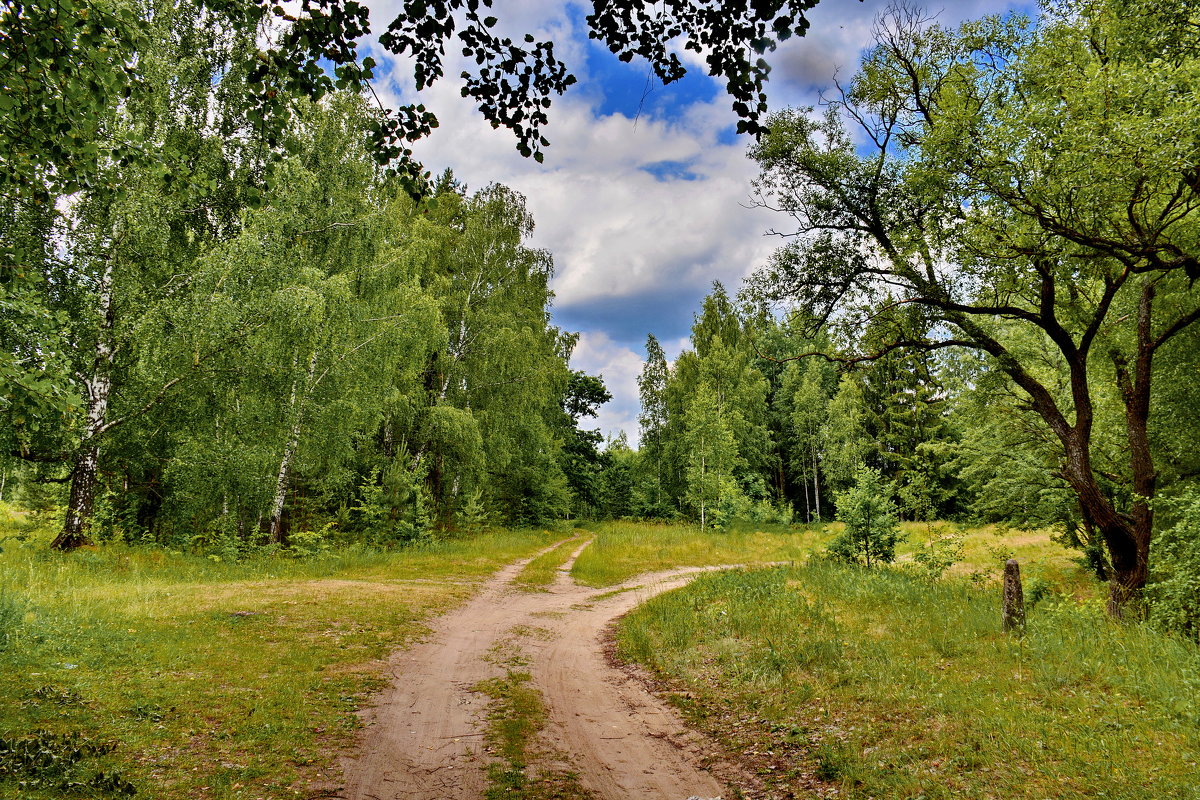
569,330,645,447
361,0,1026,445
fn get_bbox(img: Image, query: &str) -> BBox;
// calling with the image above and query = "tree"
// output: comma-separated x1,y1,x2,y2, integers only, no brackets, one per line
426,186,573,527
595,432,637,519
750,1,1200,613
634,334,673,516
558,371,613,517
73,94,442,549
821,374,871,494
828,466,900,567
777,358,835,521
682,385,743,530
4,0,843,530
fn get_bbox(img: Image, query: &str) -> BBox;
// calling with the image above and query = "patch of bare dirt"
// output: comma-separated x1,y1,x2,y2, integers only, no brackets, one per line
337,542,768,800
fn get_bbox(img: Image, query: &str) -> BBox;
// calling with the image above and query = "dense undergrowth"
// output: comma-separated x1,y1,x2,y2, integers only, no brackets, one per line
618,562,1200,799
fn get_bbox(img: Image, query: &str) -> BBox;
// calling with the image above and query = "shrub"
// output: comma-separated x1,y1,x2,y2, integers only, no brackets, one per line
911,527,965,579
1147,490,1200,639
827,466,901,567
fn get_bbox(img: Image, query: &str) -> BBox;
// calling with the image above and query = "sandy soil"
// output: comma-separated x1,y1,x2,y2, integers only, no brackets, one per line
337,538,745,800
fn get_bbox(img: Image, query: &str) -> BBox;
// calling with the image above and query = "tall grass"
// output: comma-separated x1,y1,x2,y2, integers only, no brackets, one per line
618,563,1200,799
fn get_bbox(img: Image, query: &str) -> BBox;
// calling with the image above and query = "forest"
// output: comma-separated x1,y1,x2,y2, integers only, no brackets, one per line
4,0,1198,621
2,0,1200,798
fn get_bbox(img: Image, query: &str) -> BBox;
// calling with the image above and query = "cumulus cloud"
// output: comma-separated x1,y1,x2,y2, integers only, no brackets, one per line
766,0,1036,108
359,0,1026,444
568,330,646,447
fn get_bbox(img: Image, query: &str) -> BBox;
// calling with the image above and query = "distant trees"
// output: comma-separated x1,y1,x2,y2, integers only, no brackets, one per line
623,282,959,529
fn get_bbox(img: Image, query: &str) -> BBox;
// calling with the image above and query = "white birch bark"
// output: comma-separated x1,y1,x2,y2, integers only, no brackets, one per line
268,349,318,543
55,258,116,549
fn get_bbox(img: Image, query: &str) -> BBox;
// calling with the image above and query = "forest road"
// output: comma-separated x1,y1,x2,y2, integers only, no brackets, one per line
337,538,746,800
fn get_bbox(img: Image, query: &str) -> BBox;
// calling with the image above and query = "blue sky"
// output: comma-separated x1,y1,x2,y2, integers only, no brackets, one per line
365,0,1033,444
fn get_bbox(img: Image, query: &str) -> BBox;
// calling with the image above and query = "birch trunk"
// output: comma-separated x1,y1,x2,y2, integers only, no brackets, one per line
267,350,318,543
812,446,821,523
802,467,811,523
53,258,116,550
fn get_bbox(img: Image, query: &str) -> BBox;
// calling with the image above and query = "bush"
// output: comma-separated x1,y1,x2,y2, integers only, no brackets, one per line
284,523,335,558
827,466,901,567
1147,490,1200,639
911,527,965,579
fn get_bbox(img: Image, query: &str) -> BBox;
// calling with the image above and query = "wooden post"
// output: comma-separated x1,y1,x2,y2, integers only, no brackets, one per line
1002,558,1026,632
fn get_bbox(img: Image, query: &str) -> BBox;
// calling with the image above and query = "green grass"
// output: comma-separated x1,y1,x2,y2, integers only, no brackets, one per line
0,510,559,799
617,562,1200,800
515,534,588,590
0,508,1163,799
569,520,824,587
895,520,1096,594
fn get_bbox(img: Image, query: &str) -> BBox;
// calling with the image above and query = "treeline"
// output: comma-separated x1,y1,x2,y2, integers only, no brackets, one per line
581,275,1199,618
630,284,963,530
0,7,603,550
577,282,1063,532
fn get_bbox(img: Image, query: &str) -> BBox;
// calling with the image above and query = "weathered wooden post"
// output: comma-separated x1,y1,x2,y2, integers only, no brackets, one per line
1002,558,1025,632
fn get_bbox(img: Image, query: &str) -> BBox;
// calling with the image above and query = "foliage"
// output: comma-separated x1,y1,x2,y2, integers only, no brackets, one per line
0,730,136,796
1147,490,1200,639
910,526,965,579
748,1,1200,610
386,0,825,164
828,467,901,567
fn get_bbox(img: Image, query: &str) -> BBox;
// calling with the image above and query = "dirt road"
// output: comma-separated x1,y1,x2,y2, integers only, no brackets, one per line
337,538,741,800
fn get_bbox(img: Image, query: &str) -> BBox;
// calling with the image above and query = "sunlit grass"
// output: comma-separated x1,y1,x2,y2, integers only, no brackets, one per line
569,520,826,587
896,520,1101,599
618,562,1200,799
514,533,587,590
0,509,557,799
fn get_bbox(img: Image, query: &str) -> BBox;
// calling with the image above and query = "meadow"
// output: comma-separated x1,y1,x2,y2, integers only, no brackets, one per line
0,504,561,799
2,509,1197,799
615,527,1200,799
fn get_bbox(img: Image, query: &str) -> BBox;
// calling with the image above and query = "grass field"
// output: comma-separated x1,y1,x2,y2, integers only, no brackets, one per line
0,507,562,799
3,510,1193,800
617,561,1200,799
569,519,1089,592
568,520,822,587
